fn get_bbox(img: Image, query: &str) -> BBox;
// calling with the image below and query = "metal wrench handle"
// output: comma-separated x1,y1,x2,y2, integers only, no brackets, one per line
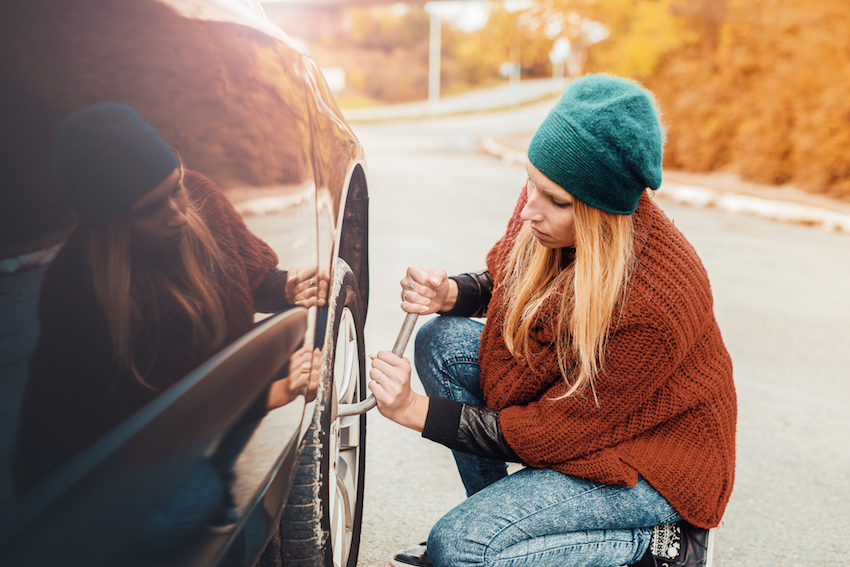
336,312,419,418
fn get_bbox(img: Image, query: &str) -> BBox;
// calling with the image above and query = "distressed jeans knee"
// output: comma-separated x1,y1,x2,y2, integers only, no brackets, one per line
414,315,486,400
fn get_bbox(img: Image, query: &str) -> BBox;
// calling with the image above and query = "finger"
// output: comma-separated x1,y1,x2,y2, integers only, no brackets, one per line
369,361,407,392
374,350,409,366
403,267,435,296
368,367,394,401
401,291,436,314
367,373,384,398
368,366,387,385
297,285,318,298
427,268,448,287
290,349,310,367
400,288,424,305
296,297,318,308
401,300,430,315
411,277,438,299
372,358,411,387
290,371,308,391
369,358,401,382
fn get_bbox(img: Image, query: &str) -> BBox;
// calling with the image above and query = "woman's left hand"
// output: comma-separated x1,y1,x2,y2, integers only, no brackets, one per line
368,350,429,432
285,265,329,308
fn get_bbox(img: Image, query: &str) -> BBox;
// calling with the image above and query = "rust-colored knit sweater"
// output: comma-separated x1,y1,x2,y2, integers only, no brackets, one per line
479,186,736,528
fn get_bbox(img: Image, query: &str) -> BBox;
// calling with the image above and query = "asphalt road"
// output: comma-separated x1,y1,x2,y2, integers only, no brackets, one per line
341,102,850,567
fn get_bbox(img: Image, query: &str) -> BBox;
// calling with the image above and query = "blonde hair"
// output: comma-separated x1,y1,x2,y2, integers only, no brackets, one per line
502,198,635,402
87,180,228,388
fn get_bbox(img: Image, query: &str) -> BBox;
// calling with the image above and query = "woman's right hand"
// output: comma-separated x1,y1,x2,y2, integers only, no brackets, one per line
400,267,457,315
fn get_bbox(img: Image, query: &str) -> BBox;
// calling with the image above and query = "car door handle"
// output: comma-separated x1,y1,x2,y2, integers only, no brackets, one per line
336,312,419,418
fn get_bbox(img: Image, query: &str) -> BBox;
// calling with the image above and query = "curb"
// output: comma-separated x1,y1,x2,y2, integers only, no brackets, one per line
480,136,850,235
341,78,569,123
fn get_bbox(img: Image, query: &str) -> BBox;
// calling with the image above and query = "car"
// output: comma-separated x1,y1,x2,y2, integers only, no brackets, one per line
0,1,371,566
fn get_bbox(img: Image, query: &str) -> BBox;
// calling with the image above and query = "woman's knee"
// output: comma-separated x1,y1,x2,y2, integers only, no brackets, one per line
414,317,481,365
427,509,479,567
414,316,482,396
415,316,460,358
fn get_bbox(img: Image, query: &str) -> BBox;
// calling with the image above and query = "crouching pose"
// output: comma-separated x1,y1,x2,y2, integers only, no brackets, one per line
369,75,736,567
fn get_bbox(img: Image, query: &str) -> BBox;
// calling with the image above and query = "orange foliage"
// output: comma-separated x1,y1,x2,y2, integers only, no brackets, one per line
314,5,556,104
639,0,850,199
312,6,431,103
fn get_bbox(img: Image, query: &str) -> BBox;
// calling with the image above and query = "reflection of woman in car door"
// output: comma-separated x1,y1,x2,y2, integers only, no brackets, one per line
14,103,319,491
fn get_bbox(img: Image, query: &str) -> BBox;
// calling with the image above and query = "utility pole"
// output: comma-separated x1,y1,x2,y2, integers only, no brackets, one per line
428,10,441,114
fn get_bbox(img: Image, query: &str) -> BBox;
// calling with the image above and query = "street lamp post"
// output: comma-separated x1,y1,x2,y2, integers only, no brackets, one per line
428,11,441,114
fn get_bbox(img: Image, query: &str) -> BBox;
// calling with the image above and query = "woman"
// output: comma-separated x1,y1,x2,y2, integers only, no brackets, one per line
14,103,319,491
369,75,736,567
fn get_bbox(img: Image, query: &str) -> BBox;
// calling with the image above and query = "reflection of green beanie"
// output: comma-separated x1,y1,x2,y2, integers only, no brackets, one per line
527,74,664,215
52,103,178,227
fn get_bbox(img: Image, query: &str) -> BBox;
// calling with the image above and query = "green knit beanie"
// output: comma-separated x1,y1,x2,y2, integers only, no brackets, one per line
527,74,664,215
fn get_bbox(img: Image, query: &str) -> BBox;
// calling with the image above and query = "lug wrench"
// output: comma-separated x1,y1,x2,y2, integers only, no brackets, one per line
336,312,419,418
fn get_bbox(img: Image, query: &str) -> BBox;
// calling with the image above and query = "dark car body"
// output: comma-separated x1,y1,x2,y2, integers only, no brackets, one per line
0,1,369,565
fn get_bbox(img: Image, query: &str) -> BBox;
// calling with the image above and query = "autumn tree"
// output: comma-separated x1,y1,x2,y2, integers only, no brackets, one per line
643,0,850,198
451,4,555,84
530,0,687,77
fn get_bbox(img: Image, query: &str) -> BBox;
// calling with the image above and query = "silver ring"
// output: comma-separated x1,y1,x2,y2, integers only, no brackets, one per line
409,280,415,290
309,278,315,286
402,291,408,302
373,378,381,386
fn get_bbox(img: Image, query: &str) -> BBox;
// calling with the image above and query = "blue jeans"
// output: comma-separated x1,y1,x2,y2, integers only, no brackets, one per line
414,316,681,567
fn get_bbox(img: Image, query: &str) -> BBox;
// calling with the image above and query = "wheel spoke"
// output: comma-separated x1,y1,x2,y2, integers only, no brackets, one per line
329,301,364,566
335,310,358,405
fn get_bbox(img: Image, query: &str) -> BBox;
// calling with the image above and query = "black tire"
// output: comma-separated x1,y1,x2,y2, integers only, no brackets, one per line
276,258,367,567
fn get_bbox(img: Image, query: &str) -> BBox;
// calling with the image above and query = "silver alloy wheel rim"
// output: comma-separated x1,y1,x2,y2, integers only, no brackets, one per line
329,307,361,567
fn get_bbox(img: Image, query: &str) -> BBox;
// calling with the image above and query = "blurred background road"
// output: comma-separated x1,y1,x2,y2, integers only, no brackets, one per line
310,100,850,567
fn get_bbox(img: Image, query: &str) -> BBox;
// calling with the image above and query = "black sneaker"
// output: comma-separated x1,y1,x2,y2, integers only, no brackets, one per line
391,542,432,567
629,521,715,567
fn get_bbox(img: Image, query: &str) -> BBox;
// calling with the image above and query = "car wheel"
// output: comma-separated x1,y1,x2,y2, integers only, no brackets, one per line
277,258,366,567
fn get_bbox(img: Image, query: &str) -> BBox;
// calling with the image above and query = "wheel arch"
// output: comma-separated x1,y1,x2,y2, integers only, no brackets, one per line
336,163,369,320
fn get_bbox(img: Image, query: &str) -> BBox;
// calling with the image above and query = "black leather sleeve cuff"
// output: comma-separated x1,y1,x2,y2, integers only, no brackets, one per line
457,404,520,462
441,270,493,318
422,397,521,463
253,268,290,313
